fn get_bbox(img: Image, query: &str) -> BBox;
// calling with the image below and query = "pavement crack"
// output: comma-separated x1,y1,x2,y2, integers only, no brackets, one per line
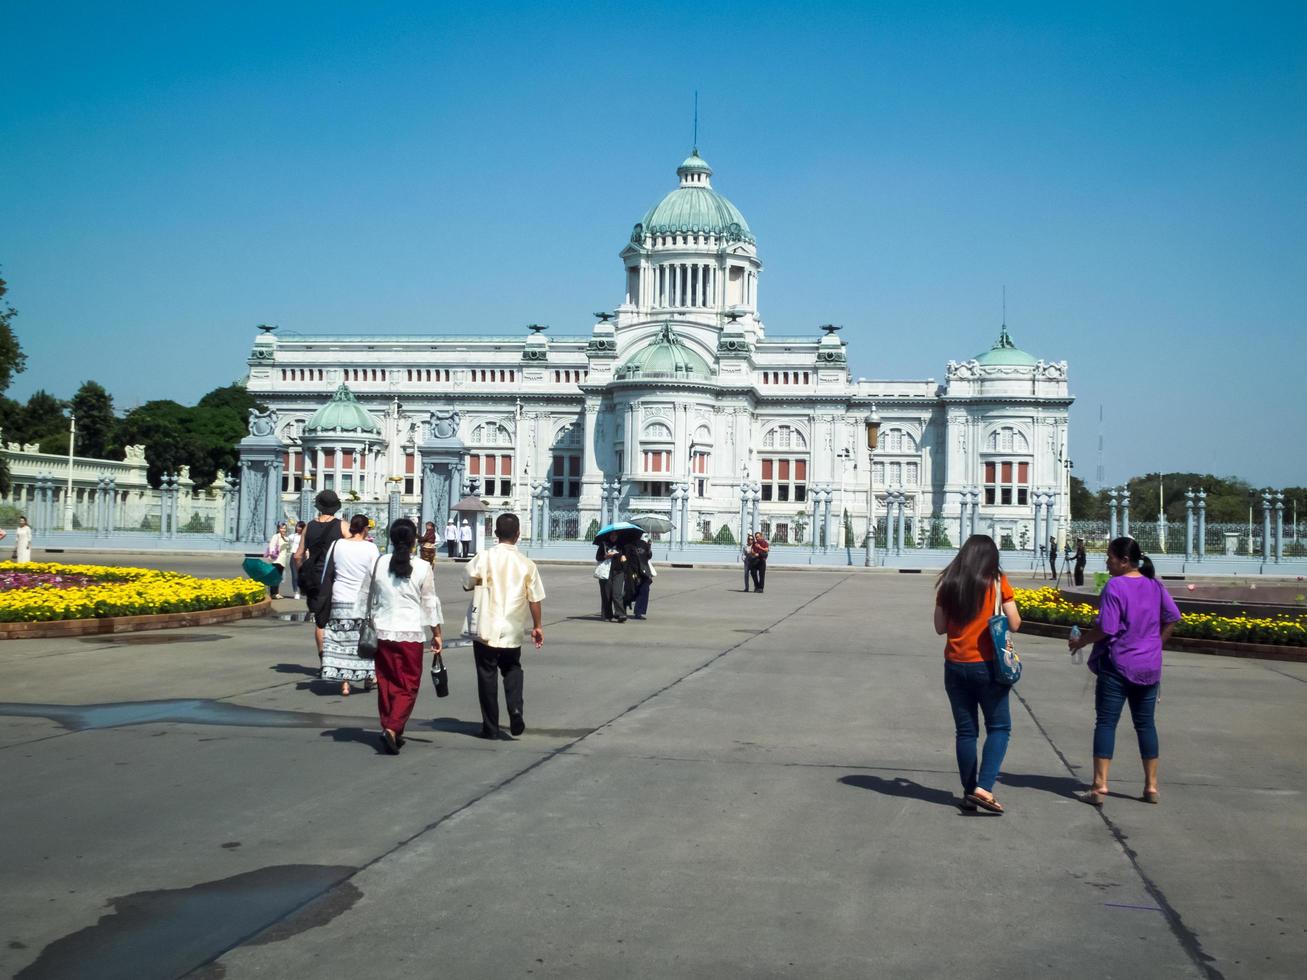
188,575,854,973
1012,687,1227,980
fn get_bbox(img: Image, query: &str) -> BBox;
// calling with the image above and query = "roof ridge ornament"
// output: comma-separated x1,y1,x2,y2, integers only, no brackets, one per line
993,323,1017,350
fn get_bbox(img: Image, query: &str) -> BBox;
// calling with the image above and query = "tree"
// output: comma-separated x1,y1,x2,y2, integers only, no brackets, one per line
70,381,115,459
714,524,736,545
20,390,70,453
1069,475,1103,520
0,270,26,394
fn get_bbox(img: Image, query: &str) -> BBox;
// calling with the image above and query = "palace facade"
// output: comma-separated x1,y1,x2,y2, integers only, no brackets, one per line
244,150,1073,546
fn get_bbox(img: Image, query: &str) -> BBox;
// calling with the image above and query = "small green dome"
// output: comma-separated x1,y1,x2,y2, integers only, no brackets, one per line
305,384,381,434
974,325,1038,367
677,149,713,175
635,151,755,244
617,323,713,381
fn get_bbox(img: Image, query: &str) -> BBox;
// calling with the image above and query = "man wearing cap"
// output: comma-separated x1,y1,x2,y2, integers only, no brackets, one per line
445,518,459,559
459,518,473,558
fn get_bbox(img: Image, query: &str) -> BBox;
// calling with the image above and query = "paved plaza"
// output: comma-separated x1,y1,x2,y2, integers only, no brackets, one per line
2,556,1305,979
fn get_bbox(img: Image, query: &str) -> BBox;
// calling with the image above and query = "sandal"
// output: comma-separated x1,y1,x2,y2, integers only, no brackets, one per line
340,682,351,697
1078,788,1107,806
1141,790,1160,804
380,729,399,755
964,792,1005,814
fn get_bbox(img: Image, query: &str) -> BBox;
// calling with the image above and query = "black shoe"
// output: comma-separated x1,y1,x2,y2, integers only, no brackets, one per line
380,730,400,755
509,713,525,736
479,725,498,739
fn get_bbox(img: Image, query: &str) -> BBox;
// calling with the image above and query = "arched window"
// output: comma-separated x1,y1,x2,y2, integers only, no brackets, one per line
643,421,673,443
762,424,807,451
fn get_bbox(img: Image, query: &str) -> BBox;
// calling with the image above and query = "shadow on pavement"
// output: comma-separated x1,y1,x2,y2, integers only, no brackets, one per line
839,773,968,810
997,771,1084,799
270,663,319,677
318,728,383,752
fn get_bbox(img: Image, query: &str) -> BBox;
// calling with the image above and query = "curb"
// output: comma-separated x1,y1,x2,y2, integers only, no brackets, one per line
1018,620,1307,664
0,599,274,641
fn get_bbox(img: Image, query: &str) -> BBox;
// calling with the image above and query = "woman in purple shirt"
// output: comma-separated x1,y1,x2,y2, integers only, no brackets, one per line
1068,537,1181,806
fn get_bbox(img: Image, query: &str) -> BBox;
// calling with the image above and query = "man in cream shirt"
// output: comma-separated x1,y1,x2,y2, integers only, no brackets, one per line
462,513,545,738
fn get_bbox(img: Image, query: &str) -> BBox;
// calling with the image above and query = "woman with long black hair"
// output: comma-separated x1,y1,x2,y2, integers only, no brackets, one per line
934,534,1021,813
1068,537,1181,805
358,518,443,754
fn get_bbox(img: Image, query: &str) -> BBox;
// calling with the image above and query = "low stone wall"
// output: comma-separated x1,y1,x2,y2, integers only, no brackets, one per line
0,599,272,641
1019,620,1307,664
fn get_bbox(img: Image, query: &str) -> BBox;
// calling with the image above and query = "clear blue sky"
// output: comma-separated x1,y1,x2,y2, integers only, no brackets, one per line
2,1,1303,486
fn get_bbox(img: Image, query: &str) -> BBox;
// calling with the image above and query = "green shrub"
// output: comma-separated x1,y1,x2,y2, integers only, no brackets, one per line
714,524,736,545
584,518,600,541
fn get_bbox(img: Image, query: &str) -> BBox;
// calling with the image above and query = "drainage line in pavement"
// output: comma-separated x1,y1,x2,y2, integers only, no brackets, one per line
191,574,854,974
1012,687,1226,980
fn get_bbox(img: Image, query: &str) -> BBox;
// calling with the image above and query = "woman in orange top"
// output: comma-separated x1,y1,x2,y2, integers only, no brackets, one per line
934,535,1021,813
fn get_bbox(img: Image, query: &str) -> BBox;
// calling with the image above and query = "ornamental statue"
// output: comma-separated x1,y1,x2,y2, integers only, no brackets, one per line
247,407,278,438
431,408,461,440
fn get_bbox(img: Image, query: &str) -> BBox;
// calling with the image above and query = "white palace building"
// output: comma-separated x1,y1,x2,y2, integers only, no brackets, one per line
245,149,1073,548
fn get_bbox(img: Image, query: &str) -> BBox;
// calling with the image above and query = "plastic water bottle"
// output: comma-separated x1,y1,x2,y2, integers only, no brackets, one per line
1069,625,1083,664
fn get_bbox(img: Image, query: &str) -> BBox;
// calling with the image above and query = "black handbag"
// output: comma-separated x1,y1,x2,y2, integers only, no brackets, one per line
356,556,381,660
430,651,449,697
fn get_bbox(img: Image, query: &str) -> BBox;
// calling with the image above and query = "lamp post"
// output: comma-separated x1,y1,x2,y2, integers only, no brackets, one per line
863,406,881,567
1056,447,1073,554
63,413,77,531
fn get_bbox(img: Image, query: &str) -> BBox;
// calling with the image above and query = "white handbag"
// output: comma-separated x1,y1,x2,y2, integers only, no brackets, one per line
593,559,612,581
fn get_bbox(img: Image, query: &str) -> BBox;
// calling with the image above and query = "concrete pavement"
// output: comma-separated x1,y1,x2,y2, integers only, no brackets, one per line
1,560,1305,978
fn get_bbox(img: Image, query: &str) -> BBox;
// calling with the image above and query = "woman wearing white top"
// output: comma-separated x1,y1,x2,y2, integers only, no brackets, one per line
264,521,291,599
357,518,443,754
14,516,32,563
321,514,380,695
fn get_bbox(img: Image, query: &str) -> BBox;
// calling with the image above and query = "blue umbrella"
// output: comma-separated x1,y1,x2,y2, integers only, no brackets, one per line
593,521,643,544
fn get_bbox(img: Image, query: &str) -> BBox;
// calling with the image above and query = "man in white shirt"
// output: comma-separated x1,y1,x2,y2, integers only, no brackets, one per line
462,513,545,738
459,518,473,558
444,518,459,559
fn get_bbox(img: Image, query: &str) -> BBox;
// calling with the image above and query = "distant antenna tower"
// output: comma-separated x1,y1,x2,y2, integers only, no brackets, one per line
1096,404,1105,490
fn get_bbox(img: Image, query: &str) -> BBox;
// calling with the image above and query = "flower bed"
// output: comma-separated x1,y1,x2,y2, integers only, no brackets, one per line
1014,586,1307,647
0,562,267,623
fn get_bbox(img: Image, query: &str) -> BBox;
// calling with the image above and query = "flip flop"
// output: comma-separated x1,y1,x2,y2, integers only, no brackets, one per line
964,793,1004,814
1078,789,1106,806
1141,790,1159,804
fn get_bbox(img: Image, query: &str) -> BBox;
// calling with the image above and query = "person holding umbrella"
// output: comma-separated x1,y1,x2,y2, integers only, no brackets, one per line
596,531,627,622
593,521,643,622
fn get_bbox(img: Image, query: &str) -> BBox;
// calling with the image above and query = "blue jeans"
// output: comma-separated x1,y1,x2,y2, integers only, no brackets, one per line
1093,665,1159,760
944,661,1012,794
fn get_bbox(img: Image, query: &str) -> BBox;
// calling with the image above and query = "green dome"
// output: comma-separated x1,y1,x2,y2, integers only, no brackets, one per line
678,150,713,175
635,151,755,244
974,325,1038,367
305,384,381,434
617,323,713,381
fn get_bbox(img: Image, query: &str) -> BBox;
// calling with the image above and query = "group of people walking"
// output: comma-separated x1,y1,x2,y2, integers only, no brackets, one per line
935,533,1179,813
594,531,654,622
293,489,546,752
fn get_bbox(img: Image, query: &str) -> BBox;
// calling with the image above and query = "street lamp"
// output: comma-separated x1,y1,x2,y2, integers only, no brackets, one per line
864,406,881,567
63,413,77,531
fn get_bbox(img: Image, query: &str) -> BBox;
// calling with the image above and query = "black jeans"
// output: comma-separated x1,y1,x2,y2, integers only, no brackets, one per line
599,574,625,620
750,559,766,591
473,641,524,734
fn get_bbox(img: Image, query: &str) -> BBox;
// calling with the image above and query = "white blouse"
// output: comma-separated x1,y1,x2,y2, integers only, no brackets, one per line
356,554,443,642
331,539,381,604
